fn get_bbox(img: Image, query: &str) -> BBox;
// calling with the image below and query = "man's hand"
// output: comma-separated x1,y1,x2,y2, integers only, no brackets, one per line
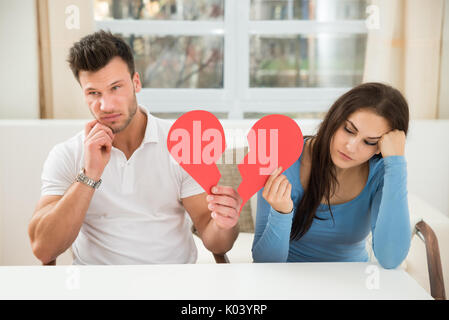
83,120,115,180
378,129,406,158
207,185,242,230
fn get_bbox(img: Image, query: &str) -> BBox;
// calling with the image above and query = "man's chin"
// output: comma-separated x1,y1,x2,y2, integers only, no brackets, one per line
95,117,123,133
110,124,127,134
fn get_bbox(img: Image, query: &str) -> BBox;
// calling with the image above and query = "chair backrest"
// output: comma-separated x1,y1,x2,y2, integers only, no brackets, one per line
0,120,85,265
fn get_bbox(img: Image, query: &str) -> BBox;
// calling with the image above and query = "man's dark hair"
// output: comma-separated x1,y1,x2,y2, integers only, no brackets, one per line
68,30,135,81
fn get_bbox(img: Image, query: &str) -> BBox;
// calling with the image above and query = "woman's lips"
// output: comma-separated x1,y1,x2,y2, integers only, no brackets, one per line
338,151,353,161
101,114,121,121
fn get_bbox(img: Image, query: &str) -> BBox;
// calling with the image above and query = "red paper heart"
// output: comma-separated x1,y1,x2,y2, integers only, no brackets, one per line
237,115,304,212
167,111,303,215
167,110,226,195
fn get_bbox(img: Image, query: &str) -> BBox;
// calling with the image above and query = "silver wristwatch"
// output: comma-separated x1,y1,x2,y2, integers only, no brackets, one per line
76,168,102,189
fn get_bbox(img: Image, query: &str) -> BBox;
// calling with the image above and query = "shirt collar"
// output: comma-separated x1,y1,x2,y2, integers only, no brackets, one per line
139,105,159,144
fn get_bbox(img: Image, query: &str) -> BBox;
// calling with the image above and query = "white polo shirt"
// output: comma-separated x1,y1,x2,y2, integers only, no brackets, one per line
41,106,205,265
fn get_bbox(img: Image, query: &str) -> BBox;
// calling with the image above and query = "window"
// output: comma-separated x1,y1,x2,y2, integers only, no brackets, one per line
94,0,368,119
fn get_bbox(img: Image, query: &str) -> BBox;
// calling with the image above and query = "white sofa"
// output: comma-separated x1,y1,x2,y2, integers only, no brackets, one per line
1,118,448,299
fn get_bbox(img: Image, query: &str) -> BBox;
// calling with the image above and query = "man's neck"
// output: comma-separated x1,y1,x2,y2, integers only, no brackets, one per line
112,106,147,160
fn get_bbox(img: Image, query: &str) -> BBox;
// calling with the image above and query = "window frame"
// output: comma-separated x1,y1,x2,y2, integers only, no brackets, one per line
94,0,368,118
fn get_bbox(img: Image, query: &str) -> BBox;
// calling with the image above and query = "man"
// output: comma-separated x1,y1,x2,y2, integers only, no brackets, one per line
28,30,241,265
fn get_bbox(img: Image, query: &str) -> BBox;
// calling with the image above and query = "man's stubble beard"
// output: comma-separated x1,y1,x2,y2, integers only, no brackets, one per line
111,98,138,134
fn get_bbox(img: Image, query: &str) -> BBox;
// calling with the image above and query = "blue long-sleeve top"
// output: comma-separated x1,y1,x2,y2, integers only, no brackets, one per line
252,139,411,269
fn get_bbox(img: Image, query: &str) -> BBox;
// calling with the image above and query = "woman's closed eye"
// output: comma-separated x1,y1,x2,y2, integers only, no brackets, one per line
344,126,378,146
343,126,353,134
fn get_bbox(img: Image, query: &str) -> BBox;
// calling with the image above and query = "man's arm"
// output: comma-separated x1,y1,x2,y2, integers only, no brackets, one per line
28,182,96,264
182,186,241,255
29,120,115,264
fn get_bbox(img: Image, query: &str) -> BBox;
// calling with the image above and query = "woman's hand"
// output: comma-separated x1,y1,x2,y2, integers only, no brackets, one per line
378,129,406,158
262,167,293,214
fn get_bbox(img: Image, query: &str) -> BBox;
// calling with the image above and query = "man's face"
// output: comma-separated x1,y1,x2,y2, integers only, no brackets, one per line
79,57,142,134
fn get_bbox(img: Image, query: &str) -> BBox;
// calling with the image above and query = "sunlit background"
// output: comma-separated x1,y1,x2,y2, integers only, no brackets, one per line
0,0,447,120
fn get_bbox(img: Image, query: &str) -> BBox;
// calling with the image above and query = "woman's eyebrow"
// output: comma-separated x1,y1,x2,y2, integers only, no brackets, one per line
346,120,382,139
347,120,358,131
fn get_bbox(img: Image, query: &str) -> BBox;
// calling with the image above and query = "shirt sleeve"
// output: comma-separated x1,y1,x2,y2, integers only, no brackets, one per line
252,188,294,262
41,144,77,196
179,167,206,199
369,155,411,269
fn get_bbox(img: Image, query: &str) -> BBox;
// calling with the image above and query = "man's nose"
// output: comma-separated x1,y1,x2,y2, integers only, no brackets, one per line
100,95,115,112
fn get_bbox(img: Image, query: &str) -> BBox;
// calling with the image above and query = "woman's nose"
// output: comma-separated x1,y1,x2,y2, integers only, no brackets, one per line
346,137,357,153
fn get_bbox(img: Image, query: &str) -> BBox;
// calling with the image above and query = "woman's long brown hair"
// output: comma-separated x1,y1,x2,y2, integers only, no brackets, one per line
291,82,410,241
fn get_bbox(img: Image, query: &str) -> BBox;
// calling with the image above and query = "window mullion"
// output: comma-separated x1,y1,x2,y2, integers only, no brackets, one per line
249,20,368,35
95,20,225,36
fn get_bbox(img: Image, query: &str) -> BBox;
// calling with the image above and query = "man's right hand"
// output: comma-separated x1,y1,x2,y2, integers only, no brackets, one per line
83,120,115,181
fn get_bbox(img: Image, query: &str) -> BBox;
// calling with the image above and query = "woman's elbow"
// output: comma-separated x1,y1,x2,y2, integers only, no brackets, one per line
375,245,410,270
378,257,402,270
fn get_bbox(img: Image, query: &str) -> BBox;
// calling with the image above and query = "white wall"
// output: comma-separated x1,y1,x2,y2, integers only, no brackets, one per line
0,0,39,119
46,0,94,119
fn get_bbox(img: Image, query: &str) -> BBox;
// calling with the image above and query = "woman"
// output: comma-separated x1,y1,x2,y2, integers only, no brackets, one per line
252,82,411,269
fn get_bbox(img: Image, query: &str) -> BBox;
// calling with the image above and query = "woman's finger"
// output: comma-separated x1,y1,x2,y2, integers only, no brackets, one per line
283,183,292,199
268,175,287,198
277,179,289,200
263,167,283,197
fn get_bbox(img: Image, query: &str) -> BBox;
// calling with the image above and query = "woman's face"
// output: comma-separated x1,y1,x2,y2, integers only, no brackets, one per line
330,108,391,170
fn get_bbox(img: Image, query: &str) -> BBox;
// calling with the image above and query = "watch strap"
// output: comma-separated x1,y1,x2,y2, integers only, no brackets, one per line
76,168,102,189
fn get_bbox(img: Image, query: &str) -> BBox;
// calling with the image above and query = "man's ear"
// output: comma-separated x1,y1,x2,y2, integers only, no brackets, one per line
132,72,142,93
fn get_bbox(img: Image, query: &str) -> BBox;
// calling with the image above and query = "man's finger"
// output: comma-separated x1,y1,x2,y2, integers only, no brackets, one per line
89,130,113,143
211,185,239,201
211,211,237,229
85,120,98,137
97,123,115,140
85,123,103,140
210,204,238,219
207,195,238,209
86,123,114,141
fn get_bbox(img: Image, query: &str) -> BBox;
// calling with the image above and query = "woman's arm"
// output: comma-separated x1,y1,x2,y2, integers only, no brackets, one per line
252,187,294,263
370,155,411,269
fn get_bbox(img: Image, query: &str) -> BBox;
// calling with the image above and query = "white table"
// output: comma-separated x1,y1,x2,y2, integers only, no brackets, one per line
0,262,432,300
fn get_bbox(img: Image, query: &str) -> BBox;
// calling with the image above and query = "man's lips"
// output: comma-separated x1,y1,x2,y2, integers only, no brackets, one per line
101,113,121,121
338,151,353,161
